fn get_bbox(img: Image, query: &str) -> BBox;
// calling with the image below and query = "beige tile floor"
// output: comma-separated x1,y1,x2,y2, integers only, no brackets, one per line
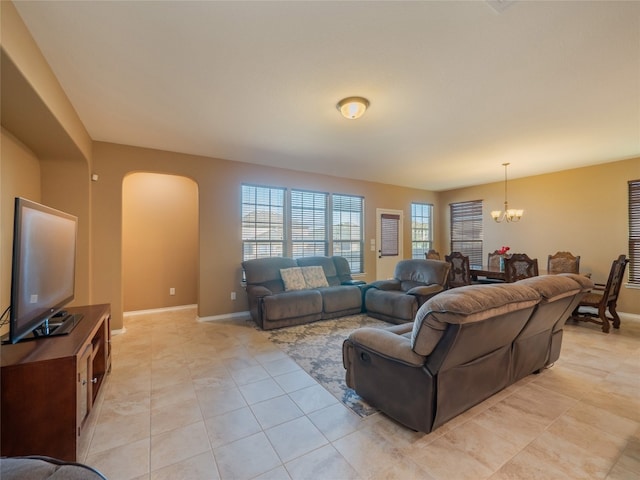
81,308,640,480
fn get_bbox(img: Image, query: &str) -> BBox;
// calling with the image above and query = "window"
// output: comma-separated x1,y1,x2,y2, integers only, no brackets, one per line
629,180,640,285
450,200,483,266
241,185,285,260
411,203,433,259
242,185,364,273
291,190,328,258
332,194,364,273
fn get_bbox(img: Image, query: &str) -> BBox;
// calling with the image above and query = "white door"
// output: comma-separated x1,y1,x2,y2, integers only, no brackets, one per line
376,208,403,280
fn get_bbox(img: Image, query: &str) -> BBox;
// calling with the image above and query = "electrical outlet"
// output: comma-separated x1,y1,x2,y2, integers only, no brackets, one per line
169,287,175,296
231,291,236,300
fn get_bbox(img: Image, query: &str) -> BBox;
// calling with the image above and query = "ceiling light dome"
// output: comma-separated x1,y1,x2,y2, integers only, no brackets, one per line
336,97,369,120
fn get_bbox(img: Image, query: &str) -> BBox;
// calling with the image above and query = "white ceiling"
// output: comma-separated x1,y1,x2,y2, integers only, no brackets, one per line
13,0,640,191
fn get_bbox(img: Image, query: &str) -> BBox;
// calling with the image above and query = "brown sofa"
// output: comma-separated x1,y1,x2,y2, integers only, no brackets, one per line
343,275,592,433
242,256,365,330
364,259,450,324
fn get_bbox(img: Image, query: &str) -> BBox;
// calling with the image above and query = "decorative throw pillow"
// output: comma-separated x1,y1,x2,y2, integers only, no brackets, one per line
301,266,329,288
280,267,306,291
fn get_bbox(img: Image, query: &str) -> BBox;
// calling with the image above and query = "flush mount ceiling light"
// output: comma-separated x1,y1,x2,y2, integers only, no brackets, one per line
491,162,524,223
336,96,370,120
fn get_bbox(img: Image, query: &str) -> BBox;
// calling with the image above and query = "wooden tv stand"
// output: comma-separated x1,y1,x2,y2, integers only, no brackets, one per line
1,304,111,461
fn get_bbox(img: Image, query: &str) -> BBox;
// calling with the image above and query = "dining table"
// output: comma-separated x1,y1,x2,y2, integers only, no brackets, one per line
470,265,548,282
470,265,507,282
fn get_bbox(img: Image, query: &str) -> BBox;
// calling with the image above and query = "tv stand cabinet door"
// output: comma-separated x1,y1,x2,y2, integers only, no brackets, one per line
0,357,77,460
77,343,94,434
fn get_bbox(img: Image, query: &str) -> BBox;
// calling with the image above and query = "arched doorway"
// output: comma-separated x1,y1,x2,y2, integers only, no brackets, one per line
122,172,198,312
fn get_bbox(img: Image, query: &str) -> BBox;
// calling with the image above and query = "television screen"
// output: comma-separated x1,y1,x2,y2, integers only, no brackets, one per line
9,198,78,344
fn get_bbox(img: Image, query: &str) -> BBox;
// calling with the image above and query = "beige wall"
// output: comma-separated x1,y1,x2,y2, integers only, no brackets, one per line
438,157,640,314
122,173,198,312
1,0,93,334
0,129,41,337
92,141,438,329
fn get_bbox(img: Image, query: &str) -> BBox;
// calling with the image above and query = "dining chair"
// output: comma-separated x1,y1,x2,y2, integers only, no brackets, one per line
425,249,441,260
504,253,539,282
482,250,507,282
444,251,472,288
547,251,580,274
570,254,628,333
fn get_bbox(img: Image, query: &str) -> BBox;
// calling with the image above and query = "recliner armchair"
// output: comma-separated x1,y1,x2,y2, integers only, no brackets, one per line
364,259,450,324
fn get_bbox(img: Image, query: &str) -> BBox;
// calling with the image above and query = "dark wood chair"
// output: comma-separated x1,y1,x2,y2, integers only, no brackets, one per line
570,254,628,333
445,251,472,288
425,249,441,260
504,253,539,282
547,251,580,274
482,250,508,282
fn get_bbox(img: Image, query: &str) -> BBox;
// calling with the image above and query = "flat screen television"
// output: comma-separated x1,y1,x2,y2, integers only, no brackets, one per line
5,197,81,344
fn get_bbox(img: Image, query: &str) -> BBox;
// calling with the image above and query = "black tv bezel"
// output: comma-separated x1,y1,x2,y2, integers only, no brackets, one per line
9,197,78,344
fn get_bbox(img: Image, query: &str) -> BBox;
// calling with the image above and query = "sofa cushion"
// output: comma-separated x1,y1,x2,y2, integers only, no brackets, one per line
301,266,329,288
262,290,323,320
517,275,581,301
318,285,362,313
412,283,540,356
243,257,297,294
365,288,417,322
296,256,340,286
280,267,307,291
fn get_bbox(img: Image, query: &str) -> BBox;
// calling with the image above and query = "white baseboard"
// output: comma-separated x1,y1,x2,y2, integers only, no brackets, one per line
198,311,251,322
620,312,640,322
111,327,126,336
123,304,197,317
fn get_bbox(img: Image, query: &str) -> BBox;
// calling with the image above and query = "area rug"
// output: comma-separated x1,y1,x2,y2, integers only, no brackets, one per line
262,314,390,417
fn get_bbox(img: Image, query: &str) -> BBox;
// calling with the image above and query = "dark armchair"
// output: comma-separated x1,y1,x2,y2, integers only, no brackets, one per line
364,259,450,324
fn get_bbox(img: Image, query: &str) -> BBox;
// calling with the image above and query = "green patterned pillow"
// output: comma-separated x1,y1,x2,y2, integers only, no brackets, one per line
301,266,329,288
280,267,306,291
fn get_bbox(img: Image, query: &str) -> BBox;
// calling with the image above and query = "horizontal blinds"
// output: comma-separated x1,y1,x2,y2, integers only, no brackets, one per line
241,185,285,261
381,214,400,256
332,194,364,273
291,190,328,258
411,203,433,259
629,180,640,284
450,200,483,266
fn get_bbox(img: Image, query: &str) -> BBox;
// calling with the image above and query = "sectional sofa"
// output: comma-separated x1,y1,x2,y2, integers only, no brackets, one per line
343,274,593,433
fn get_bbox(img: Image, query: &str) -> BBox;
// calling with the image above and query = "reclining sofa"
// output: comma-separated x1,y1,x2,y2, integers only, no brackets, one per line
343,274,592,433
242,256,365,330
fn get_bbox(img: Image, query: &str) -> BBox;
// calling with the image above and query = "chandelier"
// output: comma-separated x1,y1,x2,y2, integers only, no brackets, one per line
491,163,523,223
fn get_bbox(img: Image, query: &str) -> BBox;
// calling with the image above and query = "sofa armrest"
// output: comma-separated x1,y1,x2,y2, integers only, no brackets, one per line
346,327,425,367
406,284,444,298
368,279,402,291
342,279,366,286
246,285,273,298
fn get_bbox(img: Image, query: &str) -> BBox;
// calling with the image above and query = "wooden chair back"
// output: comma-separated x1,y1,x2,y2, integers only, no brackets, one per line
445,251,472,288
547,251,580,274
425,249,441,260
601,254,628,304
504,253,539,282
